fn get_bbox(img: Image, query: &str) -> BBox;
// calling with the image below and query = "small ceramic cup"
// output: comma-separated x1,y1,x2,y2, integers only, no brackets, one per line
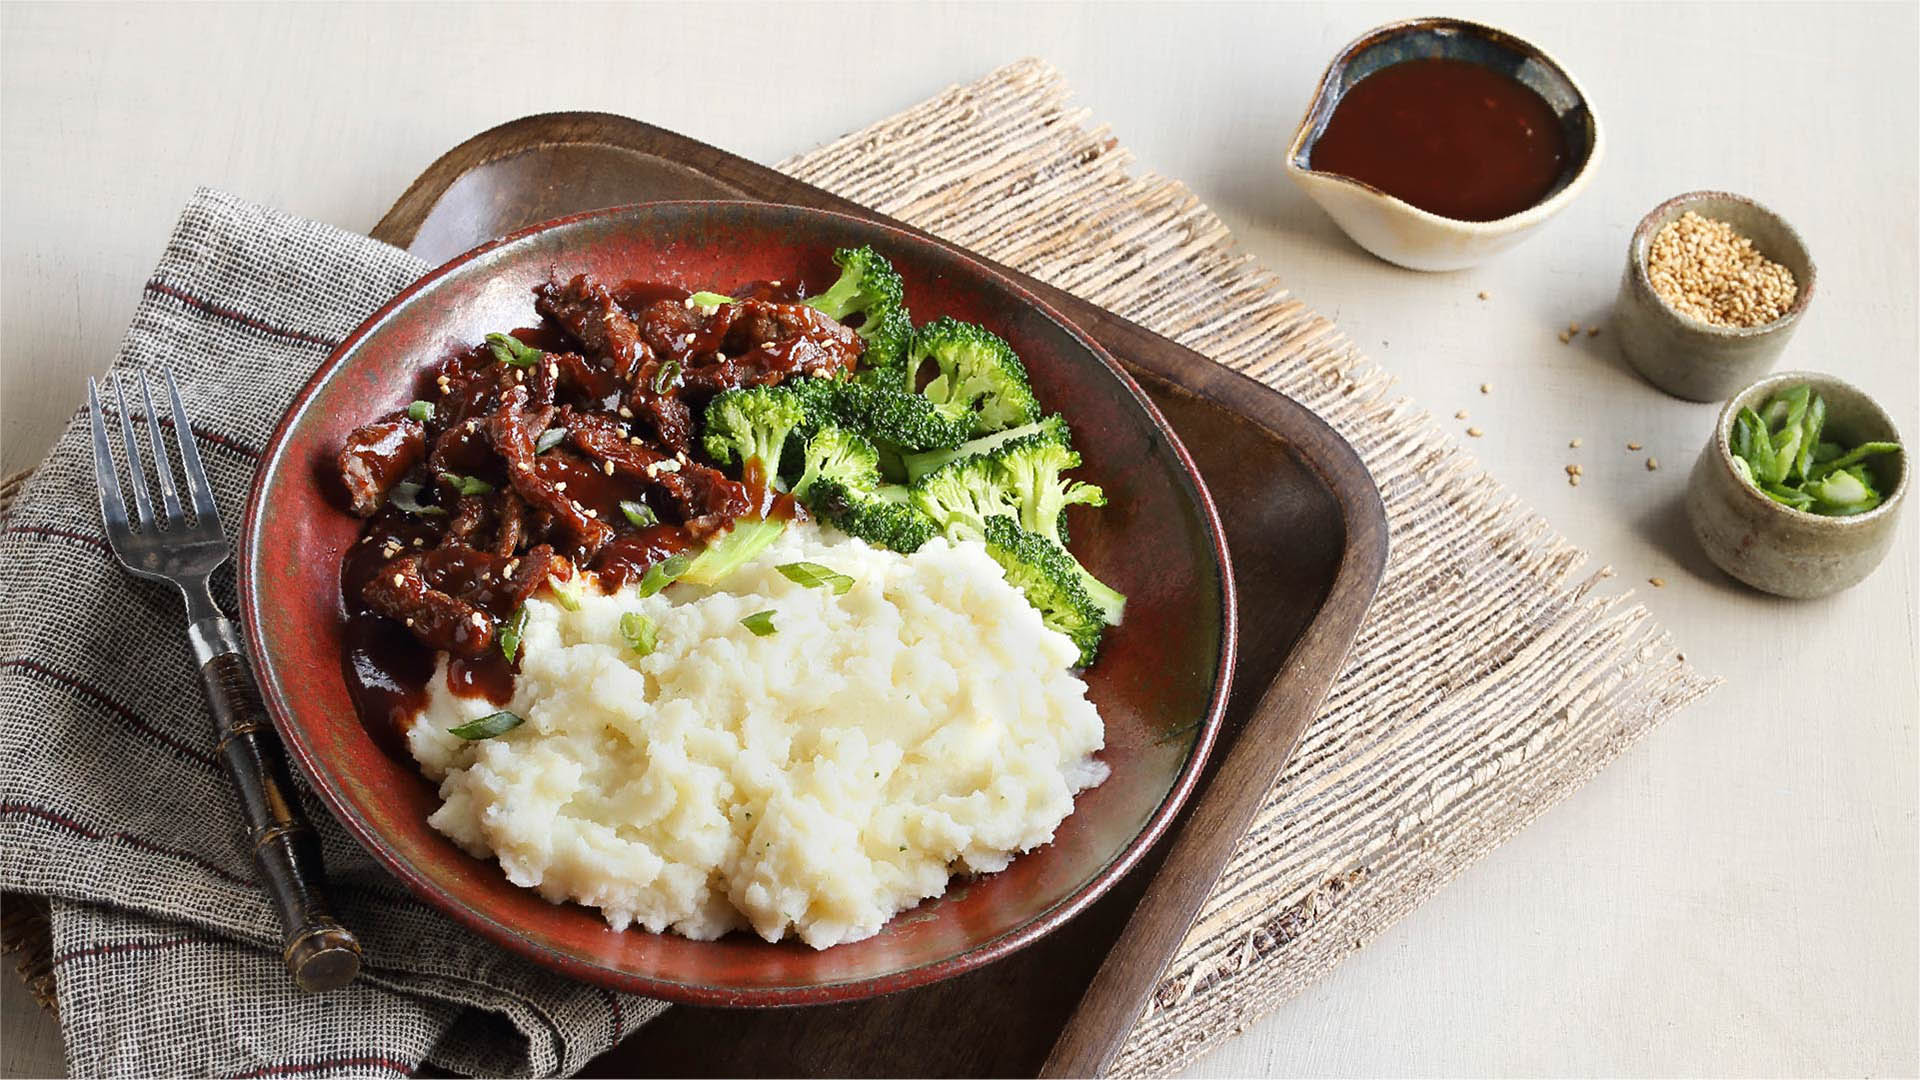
1614,191,1816,402
1284,17,1603,271
1687,371,1906,599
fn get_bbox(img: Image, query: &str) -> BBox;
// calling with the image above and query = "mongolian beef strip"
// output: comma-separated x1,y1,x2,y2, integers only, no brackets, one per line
338,417,426,516
335,269,859,657
535,274,649,383
488,385,616,557
565,412,752,538
361,544,564,657
633,297,861,399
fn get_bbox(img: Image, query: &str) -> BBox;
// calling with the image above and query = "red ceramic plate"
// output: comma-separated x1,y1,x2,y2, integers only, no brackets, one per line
241,202,1234,1005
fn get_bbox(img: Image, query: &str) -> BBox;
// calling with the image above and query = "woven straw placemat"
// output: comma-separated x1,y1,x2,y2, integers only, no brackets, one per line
777,59,1716,1075
2,58,1715,1076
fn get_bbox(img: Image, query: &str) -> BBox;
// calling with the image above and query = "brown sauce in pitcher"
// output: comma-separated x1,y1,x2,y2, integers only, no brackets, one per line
1309,58,1569,223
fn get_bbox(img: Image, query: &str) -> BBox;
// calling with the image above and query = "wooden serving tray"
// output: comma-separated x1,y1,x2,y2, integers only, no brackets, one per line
370,112,1387,1077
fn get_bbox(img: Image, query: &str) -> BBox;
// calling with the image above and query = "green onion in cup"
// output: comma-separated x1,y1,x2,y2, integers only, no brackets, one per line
1728,384,1901,516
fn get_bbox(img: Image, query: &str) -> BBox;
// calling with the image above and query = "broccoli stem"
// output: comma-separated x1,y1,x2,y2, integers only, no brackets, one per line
679,517,789,586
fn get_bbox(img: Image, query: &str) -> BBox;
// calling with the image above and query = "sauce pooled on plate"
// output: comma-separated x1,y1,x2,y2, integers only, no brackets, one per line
1309,58,1570,223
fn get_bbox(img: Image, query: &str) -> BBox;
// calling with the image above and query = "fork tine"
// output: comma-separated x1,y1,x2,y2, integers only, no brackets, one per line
87,377,132,540
109,373,157,530
137,371,187,527
162,368,221,526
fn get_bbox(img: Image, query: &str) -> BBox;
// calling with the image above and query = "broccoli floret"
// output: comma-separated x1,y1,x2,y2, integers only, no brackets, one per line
815,380,973,452
805,478,939,553
793,426,881,501
905,318,1042,436
909,456,1017,541
804,246,913,371
982,516,1105,667
993,435,1123,622
703,386,805,482
910,432,1125,624
901,414,1072,483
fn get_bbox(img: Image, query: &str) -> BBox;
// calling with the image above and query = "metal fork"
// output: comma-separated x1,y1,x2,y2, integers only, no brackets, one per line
87,369,361,992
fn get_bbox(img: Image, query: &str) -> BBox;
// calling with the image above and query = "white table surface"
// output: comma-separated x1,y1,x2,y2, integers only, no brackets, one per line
3,2,1916,1076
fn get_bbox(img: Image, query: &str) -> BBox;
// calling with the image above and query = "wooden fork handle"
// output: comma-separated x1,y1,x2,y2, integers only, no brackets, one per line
194,618,362,992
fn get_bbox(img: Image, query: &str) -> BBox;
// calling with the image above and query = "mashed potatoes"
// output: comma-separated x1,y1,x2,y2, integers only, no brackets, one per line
408,523,1107,948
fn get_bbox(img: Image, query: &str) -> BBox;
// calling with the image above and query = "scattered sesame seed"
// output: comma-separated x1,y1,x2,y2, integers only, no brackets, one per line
1647,211,1797,327
629,436,643,446
470,612,484,627
1477,290,1491,300
1627,442,1643,451
391,573,404,587
682,297,696,309
1466,426,1484,437
584,508,598,518
1649,577,1666,588
1558,330,1573,344
682,333,695,346
1568,321,1581,334
770,280,782,287
759,341,776,351
1565,464,1583,476
1587,326,1601,338
1646,457,1659,471
1479,383,1491,394
411,537,424,547
504,559,520,575
514,369,525,382
555,481,568,491
1456,410,1469,420
618,406,633,418
1570,437,1583,448
602,460,615,476
1568,474,1581,487
405,617,415,627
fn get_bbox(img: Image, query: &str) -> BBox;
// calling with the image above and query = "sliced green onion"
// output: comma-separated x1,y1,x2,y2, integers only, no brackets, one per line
1759,482,1814,510
775,561,854,595
1728,384,1903,517
687,291,733,310
406,400,435,423
619,500,658,528
498,607,527,662
1793,392,1825,482
620,612,658,656
439,472,494,496
388,479,446,517
1807,441,1903,480
450,710,524,740
549,574,583,612
486,332,543,369
535,426,566,454
1808,467,1880,514
740,609,777,636
652,359,681,395
638,553,692,597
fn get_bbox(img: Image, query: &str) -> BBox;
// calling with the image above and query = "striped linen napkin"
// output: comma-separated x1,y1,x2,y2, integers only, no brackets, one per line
0,188,665,1078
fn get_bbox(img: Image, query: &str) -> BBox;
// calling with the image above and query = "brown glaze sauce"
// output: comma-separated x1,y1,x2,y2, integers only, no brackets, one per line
1309,58,1569,223
341,278,811,759
592,525,696,589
